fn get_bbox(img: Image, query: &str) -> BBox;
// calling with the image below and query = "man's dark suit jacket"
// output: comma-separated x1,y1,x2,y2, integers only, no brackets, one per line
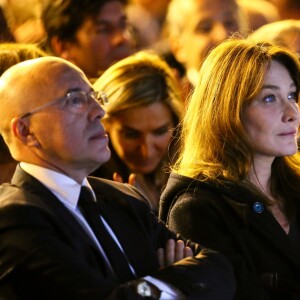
0,166,235,300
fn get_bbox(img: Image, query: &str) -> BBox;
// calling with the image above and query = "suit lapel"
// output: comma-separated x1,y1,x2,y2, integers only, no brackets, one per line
91,183,159,277
10,166,111,273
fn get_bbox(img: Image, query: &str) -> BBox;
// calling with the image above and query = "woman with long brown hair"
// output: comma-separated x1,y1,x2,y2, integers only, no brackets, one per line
160,38,300,299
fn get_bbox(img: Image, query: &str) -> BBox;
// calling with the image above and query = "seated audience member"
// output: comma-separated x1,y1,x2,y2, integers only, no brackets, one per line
41,0,135,82
249,19,300,56
1,0,47,43
126,0,170,51
92,51,184,213
166,0,246,91
0,42,47,184
0,56,236,299
238,0,280,31
159,39,300,299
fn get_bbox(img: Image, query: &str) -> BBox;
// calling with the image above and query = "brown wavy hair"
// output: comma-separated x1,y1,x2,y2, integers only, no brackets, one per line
173,38,300,212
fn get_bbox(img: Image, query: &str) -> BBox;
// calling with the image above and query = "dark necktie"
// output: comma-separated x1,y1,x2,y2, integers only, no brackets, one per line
78,186,135,282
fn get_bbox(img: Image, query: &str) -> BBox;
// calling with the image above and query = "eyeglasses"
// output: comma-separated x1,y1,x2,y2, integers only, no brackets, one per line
19,90,108,119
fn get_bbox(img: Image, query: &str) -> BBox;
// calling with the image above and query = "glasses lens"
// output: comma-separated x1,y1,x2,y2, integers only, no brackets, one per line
95,91,108,106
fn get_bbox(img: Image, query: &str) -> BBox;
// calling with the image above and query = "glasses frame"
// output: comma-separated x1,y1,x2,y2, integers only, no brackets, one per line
19,90,108,119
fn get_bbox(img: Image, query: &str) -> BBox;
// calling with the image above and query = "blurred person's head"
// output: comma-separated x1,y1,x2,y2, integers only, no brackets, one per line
93,51,183,175
238,0,280,32
42,0,135,81
167,0,246,85
249,19,300,57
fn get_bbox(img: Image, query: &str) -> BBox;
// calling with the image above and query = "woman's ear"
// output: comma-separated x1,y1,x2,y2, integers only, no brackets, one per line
11,117,39,147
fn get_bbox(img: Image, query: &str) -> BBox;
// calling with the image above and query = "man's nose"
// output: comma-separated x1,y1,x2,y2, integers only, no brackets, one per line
89,99,106,121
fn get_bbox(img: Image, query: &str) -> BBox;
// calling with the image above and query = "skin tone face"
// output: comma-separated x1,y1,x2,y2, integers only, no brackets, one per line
5,59,111,183
106,102,175,174
175,0,240,73
64,1,134,79
243,60,300,169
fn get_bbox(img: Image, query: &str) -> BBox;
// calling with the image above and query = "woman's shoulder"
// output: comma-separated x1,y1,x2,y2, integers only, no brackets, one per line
159,173,221,221
161,173,228,202
159,173,258,221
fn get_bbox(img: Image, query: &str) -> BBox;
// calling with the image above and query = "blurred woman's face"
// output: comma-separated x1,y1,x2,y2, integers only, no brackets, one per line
105,102,175,174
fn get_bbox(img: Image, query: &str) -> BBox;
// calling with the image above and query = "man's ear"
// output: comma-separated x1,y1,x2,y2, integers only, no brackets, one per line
11,117,39,147
50,36,72,60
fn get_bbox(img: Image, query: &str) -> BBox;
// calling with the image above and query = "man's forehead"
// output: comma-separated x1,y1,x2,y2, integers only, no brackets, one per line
0,57,90,98
181,0,239,29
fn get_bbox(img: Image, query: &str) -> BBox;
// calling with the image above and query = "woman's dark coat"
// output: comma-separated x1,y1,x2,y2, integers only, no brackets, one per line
159,173,300,300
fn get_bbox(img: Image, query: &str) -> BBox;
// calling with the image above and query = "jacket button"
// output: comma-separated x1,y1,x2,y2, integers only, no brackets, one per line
252,202,264,213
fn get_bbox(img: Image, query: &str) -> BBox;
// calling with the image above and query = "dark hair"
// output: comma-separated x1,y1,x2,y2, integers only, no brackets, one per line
41,0,127,51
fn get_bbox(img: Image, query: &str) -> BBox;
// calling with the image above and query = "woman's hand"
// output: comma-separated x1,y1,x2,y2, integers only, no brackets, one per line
113,172,137,186
157,239,194,267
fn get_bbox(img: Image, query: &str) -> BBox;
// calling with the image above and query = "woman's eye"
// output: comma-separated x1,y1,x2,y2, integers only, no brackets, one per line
288,91,298,102
154,128,170,136
263,95,275,102
123,131,139,139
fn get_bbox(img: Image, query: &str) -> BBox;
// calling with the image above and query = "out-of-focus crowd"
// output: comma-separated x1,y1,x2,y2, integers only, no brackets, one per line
0,1,300,299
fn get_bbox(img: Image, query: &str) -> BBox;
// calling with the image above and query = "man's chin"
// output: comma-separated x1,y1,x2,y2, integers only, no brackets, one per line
88,150,111,172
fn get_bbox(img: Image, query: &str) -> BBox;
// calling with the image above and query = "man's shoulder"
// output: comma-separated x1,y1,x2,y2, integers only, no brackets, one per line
0,182,56,216
88,176,151,207
0,183,35,206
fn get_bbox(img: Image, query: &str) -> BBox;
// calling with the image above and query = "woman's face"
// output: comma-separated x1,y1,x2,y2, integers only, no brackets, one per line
106,102,175,174
243,60,300,163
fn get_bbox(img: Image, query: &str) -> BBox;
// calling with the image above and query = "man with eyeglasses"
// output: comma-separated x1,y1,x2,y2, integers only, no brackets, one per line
0,56,235,299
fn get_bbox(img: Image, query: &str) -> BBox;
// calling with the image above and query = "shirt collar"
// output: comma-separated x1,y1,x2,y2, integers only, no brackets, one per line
20,162,92,210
